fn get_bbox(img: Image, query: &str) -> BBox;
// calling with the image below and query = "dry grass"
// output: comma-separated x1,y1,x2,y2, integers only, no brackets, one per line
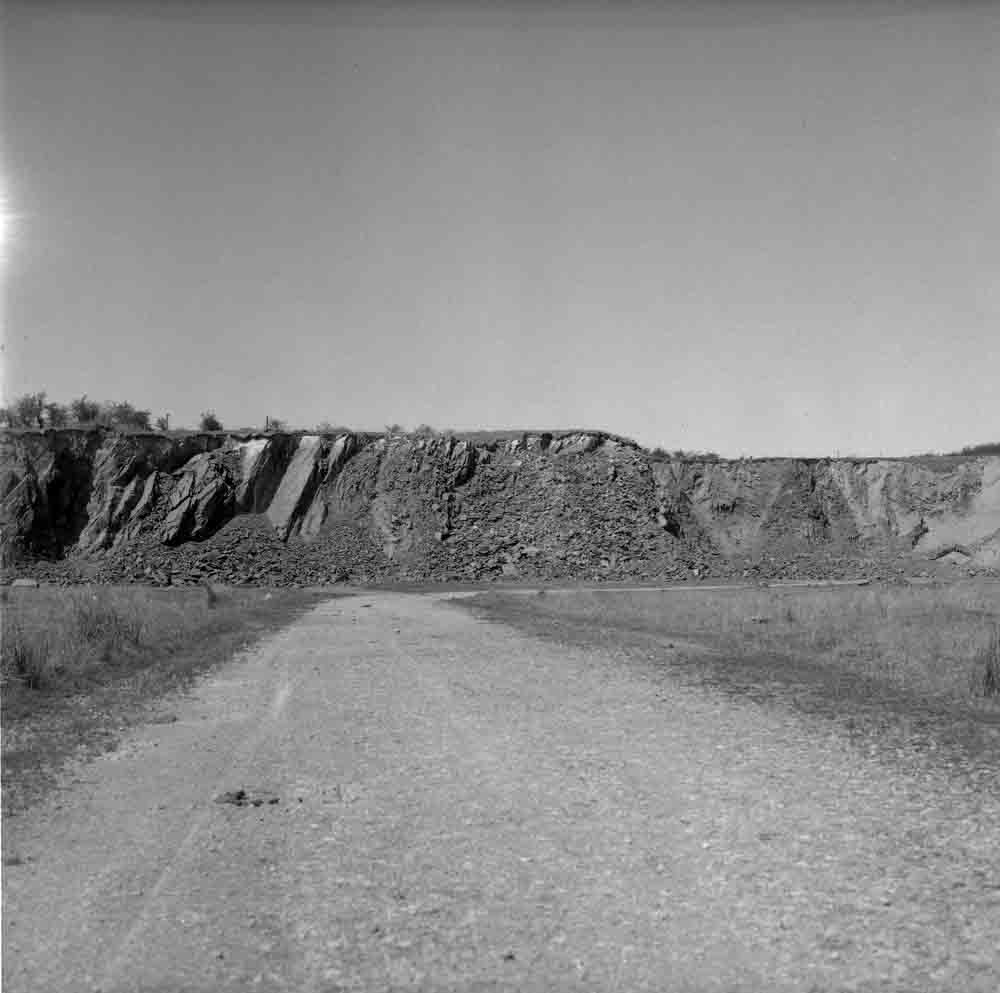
2,585,314,696
981,623,1000,697
1,584,330,812
476,583,1000,707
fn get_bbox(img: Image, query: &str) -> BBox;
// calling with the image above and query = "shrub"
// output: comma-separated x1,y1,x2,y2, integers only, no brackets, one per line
2,394,155,430
155,414,170,431
103,401,151,430
200,410,223,431
69,395,102,425
13,392,46,428
44,402,69,428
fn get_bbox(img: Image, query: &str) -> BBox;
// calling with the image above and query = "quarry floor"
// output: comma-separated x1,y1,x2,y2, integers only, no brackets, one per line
4,592,1000,992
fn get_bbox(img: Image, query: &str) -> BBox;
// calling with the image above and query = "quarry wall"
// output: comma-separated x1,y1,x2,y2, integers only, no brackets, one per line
2,428,998,584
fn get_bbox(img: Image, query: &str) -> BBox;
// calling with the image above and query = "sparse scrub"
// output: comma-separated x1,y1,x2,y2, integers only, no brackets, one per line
101,401,152,430
2,617,55,690
1,392,49,428
3,587,182,692
67,588,145,655
953,441,1000,456
69,394,102,424
2,393,200,432
44,401,69,427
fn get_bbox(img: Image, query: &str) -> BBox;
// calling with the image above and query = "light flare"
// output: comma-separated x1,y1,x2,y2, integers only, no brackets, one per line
0,188,15,265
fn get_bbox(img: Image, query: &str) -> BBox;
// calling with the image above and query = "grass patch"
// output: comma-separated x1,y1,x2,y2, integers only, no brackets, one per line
980,624,1000,697
468,582,1000,709
2,584,331,812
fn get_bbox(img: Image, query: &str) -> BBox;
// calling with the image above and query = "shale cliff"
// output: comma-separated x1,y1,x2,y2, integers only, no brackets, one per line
2,428,998,585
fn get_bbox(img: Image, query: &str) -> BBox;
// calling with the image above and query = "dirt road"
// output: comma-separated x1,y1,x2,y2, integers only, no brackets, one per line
4,593,999,992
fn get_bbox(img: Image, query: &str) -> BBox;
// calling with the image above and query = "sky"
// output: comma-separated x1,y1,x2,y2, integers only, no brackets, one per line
2,0,997,456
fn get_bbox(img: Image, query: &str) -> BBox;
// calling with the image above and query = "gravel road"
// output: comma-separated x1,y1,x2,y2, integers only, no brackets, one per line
3,593,999,992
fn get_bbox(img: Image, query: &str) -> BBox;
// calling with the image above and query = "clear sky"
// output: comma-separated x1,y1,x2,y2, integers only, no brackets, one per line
2,0,997,455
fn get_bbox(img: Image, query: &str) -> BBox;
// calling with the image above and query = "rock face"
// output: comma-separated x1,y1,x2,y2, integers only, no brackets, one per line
266,435,324,540
74,433,229,553
2,427,999,584
1,430,108,564
162,454,234,545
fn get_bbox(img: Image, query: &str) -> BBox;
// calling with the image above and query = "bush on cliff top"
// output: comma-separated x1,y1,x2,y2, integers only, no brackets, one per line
954,442,1000,456
2,393,151,430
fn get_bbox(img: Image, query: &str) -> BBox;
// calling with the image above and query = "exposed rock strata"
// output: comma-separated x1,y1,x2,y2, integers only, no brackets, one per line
266,435,325,540
2,428,998,584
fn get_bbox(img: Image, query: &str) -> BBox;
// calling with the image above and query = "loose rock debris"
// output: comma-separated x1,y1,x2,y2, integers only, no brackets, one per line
214,789,280,808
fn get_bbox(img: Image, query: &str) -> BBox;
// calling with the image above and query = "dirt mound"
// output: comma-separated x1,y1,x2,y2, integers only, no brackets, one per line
3,428,998,585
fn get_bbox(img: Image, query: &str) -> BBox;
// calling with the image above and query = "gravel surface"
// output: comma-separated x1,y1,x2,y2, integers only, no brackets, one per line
3,593,999,991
